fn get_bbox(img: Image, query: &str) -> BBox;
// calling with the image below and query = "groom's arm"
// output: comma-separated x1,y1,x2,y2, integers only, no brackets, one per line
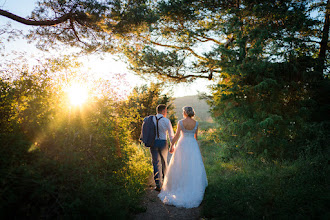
167,120,174,142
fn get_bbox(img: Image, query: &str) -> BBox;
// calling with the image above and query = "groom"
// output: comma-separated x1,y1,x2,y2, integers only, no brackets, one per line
150,104,174,191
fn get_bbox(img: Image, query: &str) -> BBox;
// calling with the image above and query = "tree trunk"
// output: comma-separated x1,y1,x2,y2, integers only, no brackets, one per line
317,0,330,76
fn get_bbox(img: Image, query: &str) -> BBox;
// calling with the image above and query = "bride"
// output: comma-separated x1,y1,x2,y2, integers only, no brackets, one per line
158,106,208,208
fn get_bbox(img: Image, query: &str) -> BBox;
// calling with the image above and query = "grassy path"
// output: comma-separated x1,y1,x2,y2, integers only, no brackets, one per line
134,175,201,220
134,154,201,220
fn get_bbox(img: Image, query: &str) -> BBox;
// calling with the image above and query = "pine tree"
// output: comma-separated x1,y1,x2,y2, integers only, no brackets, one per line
203,0,330,159
125,0,329,159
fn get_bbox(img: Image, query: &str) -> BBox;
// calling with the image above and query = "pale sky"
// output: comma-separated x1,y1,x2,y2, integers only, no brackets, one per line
0,0,215,98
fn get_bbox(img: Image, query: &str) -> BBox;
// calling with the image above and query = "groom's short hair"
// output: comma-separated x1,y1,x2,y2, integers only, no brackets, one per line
157,104,167,114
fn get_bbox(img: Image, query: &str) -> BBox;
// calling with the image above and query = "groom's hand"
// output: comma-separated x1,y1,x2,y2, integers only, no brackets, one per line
169,145,174,154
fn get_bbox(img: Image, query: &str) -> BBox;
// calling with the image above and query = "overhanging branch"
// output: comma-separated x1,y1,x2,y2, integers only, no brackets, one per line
164,73,210,80
0,9,71,26
147,39,208,61
195,35,222,45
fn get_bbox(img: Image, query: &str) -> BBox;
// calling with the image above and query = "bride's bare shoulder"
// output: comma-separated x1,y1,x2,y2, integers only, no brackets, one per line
182,118,197,130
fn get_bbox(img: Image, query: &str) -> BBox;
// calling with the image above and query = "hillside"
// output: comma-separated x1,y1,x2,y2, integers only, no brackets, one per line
173,95,212,122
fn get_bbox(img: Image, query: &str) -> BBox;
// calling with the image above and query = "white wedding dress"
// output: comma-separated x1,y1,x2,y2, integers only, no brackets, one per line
158,120,208,208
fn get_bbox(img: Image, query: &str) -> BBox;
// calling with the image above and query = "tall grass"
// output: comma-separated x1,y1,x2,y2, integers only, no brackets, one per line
0,132,152,219
199,127,329,219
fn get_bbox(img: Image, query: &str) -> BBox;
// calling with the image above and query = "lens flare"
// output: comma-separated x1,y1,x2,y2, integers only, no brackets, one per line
68,83,88,106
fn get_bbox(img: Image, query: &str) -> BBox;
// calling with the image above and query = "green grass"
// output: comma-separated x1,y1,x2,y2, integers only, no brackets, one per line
199,129,329,219
198,121,216,131
0,133,152,219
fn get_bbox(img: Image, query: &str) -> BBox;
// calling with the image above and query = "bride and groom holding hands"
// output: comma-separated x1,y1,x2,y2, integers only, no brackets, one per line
140,104,208,208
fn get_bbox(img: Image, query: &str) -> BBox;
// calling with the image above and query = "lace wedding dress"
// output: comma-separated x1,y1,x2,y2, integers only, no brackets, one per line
158,120,208,208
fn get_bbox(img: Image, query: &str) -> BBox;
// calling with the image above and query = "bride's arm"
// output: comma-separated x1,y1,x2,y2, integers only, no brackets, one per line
170,123,181,152
171,123,181,145
194,126,198,140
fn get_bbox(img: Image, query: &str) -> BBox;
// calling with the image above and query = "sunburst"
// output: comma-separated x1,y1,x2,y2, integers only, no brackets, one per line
68,83,88,106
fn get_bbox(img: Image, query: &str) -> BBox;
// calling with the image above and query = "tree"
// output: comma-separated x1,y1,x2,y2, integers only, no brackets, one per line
0,0,157,52
1,0,329,159
195,0,329,159
126,0,329,79
121,82,176,141
119,0,330,158
315,0,330,75
1,1,328,78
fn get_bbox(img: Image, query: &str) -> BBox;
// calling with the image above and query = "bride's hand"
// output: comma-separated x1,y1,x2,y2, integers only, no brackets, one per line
169,145,174,154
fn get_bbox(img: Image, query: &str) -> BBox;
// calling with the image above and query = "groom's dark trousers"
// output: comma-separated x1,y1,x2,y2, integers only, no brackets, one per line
150,139,168,188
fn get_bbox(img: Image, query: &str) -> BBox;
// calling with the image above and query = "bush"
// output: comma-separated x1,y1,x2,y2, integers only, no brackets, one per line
0,138,152,219
0,60,152,219
199,130,329,219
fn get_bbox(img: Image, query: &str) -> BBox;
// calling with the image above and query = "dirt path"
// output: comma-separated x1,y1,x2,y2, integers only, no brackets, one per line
135,154,201,220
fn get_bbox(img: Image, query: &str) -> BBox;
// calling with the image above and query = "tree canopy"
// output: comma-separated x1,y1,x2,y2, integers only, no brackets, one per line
1,0,328,81
1,0,329,159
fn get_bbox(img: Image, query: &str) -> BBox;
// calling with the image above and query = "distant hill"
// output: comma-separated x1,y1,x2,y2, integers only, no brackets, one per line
173,95,212,122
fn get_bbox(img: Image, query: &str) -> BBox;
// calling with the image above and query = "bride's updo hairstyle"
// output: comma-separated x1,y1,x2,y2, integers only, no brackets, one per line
183,106,195,118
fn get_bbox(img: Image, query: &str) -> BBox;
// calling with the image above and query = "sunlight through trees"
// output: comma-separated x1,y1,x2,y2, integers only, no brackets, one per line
0,0,329,219
67,83,89,106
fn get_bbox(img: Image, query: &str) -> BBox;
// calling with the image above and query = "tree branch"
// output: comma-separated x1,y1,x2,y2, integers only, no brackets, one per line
163,72,210,80
302,39,321,44
148,39,208,61
192,36,209,43
224,36,234,48
70,18,89,46
195,35,222,45
0,9,71,26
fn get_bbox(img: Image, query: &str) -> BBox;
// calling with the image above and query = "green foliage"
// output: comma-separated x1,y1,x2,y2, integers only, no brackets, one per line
26,0,158,52
199,130,329,219
210,60,322,159
0,59,152,218
119,0,330,160
0,79,15,133
198,1,330,160
121,82,176,141
122,0,328,81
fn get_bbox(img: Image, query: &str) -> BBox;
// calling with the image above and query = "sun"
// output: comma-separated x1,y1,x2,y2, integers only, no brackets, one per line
68,83,88,106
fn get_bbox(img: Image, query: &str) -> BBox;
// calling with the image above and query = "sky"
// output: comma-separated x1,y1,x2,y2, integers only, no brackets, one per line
0,0,215,98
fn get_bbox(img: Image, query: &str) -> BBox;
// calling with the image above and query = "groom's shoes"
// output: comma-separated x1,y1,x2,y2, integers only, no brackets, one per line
154,187,161,192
